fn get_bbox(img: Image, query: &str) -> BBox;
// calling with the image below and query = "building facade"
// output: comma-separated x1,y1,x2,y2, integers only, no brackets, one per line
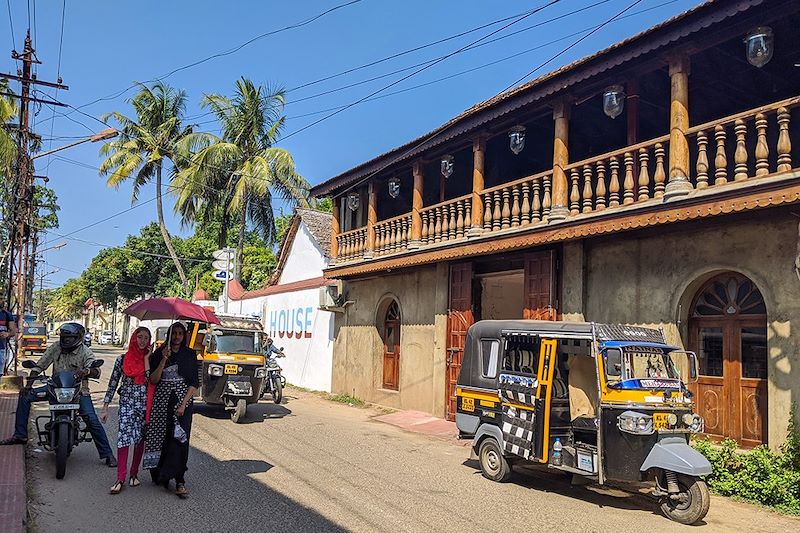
312,0,800,448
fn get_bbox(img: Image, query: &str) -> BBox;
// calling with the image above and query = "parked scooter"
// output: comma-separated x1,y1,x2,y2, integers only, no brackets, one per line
261,350,286,404
21,358,104,479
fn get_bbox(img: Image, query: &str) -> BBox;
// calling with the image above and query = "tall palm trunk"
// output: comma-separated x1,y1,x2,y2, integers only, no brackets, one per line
155,164,189,292
218,211,230,249
236,197,247,282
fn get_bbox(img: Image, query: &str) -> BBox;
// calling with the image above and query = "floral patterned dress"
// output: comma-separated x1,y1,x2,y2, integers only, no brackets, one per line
103,354,148,448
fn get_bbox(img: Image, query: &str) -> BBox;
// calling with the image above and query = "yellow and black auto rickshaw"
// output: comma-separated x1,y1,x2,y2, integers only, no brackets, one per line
20,323,48,357
186,316,267,423
456,320,711,525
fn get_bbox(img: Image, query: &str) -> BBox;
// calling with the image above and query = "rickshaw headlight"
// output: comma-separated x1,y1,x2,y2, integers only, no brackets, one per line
667,413,678,426
208,364,223,377
682,413,695,426
254,367,267,378
689,415,704,433
618,411,654,435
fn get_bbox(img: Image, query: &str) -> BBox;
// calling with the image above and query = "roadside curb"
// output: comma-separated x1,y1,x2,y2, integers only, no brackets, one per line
373,410,470,447
0,393,25,533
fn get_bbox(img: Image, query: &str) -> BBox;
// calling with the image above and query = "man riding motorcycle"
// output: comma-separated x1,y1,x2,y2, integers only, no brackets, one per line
0,322,117,467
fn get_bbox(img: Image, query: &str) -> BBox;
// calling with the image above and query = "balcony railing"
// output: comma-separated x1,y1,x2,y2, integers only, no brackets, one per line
333,96,798,264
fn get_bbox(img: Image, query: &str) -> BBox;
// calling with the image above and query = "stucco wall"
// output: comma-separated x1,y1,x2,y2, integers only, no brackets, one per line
332,264,448,416
279,223,328,284
581,210,800,447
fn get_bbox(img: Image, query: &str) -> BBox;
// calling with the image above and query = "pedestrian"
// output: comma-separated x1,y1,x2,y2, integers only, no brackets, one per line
0,323,117,467
100,327,152,494
0,296,18,376
142,322,198,498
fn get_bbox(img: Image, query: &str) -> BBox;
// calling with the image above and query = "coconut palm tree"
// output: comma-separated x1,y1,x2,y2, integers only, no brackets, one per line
0,79,16,178
98,82,193,291
175,77,310,280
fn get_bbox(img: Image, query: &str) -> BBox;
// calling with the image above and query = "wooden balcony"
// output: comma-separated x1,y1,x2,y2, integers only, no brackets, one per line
331,96,799,271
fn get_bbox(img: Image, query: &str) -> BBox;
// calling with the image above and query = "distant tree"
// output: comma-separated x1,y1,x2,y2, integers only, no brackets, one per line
48,278,90,320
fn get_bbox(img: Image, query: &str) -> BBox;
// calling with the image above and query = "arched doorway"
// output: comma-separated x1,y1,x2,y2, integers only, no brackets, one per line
381,300,401,390
688,273,768,447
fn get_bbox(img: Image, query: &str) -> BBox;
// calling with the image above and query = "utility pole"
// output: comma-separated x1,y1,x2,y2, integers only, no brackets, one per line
2,31,68,374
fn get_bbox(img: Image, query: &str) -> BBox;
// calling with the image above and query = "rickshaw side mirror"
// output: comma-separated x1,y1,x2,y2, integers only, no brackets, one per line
604,349,622,377
202,335,211,347
686,351,699,383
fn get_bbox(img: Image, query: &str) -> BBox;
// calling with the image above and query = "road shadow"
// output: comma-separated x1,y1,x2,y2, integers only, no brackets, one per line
193,401,292,424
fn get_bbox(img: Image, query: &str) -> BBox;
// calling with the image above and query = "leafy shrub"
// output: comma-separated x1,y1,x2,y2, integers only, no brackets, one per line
693,407,800,514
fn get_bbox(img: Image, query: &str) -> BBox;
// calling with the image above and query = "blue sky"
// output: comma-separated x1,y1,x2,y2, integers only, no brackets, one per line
4,0,703,287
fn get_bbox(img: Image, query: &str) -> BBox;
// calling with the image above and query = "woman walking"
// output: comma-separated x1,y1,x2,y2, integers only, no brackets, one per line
143,322,198,498
101,327,151,494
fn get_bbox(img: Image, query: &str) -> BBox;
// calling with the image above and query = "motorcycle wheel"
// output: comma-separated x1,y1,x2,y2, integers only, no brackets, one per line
272,377,283,404
231,399,247,424
55,421,70,480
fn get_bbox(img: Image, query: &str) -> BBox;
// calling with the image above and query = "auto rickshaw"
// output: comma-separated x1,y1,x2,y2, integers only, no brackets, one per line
186,315,267,423
456,320,711,525
20,323,48,357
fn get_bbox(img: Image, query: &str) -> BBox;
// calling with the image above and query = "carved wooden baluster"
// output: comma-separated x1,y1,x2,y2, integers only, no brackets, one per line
734,119,748,181
511,185,521,227
754,113,769,177
609,156,620,207
441,205,450,241
520,182,531,225
420,211,428,245
714,124,728,185
448,203,456,240
464,200,471,234
434,207,442,243
695,132,708,189
777,107,792,172
492,191,502,231
653,143,666,197
638,148,650,201
542,174,551,220
400,219,407,249
498,188,509,229
483,193,493,231
393,220,401,251
346,234,353,259
338,235,345,259
531,179,541,222
582,164,593,213
374,225,381,254
569,168,580,215
456,200,465,238
595,161,606,211
623,152,635,205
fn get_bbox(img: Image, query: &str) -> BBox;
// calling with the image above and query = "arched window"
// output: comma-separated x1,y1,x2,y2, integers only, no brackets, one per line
382,300,401,390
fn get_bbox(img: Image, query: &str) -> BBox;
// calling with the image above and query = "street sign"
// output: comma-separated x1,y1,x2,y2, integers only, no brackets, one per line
213,270,230,280
212,248,235,260
212,259,233,271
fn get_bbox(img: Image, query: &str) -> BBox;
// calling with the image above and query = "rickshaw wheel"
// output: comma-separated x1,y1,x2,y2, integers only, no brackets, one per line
231,399,247,424
659,474,710,525
478,438,512,482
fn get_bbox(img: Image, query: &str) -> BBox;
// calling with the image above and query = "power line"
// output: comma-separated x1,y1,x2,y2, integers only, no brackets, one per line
43,0,67,175
5,0,14,50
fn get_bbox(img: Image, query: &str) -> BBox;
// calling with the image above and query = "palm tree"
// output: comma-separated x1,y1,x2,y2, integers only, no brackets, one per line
98,82,193,291
0,79,16,177
175,78,310,280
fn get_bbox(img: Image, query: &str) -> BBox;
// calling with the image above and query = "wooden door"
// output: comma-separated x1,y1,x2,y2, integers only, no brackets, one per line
382,301,401,390
688,274,767,446
523,250,556,320
446,262,474,421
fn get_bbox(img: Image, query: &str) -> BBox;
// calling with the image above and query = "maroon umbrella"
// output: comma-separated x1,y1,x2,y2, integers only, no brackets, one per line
123,297,221,325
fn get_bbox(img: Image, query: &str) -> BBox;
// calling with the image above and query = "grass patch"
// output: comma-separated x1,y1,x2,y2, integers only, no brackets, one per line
328,393,365,407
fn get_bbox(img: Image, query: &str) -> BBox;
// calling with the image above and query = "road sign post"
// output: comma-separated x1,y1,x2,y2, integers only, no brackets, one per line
212,248,236,313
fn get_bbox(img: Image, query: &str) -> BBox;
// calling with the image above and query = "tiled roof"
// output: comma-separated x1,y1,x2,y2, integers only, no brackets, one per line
296,208,332,258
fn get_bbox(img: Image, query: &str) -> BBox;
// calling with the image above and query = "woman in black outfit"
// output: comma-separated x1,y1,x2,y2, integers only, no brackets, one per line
142,322,198,498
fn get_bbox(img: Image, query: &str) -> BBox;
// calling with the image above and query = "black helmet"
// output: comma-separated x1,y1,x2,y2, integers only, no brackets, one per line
59,322,86,351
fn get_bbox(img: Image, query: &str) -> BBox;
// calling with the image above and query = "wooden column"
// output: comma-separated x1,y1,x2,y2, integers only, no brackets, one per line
330,198,340,261
365,182,377,258
626,80,639,145
409,162,424,249
549,99,571,221
664,55,693,199
468,137,486,236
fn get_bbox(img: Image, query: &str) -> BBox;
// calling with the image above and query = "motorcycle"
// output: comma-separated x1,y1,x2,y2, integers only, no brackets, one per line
21,359,104,479
261,351,286,404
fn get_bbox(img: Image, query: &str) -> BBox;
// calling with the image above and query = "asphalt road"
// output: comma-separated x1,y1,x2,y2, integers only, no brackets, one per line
24,345,800,533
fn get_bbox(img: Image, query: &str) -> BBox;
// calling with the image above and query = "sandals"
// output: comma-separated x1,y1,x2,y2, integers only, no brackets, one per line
175,483,189,499
0,436,26,446
129,476,140,487
110,481,124,495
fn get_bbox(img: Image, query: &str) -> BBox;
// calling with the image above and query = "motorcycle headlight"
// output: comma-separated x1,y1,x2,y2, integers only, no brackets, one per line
689,414,704,433
267,360,279,369
55,387,77,403
254,367,267,378
617,411,654,435
208,364,223,377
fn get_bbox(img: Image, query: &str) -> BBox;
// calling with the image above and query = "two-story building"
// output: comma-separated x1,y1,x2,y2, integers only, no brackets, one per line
311,0,800,448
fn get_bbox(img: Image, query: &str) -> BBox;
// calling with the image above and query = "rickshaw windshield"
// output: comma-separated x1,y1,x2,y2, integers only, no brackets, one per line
211,331,258,354
604,345,687,387
625,349,680,380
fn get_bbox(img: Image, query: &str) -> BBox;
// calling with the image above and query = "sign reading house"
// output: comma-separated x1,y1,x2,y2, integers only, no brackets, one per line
268,306,315,339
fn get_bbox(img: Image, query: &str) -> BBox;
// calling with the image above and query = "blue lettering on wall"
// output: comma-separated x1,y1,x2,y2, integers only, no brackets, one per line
269,306,315,339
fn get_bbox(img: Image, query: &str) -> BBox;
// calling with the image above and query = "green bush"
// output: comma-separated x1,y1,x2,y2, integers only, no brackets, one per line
693,408,800,514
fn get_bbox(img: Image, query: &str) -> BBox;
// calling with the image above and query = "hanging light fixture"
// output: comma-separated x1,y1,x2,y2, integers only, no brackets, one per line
602,85,626,119
388,177,400,199
347,191,360,212
744,27,774,68
508,125,526,155
440,155,454,179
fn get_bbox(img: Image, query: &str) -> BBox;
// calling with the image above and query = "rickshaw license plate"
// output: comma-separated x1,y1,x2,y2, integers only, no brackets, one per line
461,397,474,412
653,413,669,430
224,364,239,375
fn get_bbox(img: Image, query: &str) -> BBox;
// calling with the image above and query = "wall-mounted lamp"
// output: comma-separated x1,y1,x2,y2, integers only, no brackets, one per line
744,27,773,68
602,85,626,119
347,191,360,212
508,125,526,155
388,177,400,199
440,155,454,179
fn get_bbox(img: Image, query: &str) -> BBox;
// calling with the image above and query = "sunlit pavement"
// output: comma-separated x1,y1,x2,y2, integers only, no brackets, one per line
25,345,800,533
